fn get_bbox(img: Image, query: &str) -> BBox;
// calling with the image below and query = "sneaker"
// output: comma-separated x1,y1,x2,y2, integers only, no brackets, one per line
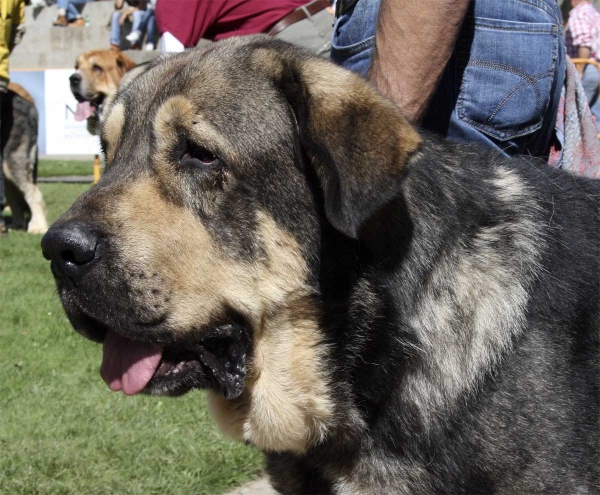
53,15,68,27
144,42,155,51
69,17,86,27
126,30,141,43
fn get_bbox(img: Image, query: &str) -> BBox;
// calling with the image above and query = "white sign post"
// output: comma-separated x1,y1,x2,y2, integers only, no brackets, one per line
44,69,101,155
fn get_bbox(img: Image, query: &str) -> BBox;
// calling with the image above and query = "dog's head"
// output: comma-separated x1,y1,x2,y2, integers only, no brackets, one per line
43,37,421,452
70,50,136,127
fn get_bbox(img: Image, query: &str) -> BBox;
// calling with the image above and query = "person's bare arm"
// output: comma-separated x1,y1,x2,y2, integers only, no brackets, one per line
576,46,592,77
370,0,471,123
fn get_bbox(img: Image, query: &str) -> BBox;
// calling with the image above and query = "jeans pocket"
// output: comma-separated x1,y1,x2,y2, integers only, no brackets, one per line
457,17,559,141
330,0,380,77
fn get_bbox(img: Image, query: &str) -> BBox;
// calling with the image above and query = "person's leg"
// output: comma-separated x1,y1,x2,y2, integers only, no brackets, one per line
65,2,80,21
582,65,600,133
581,64,600,105
131,9,143,33
145,12,156,49
423,0,565,158
126,10,145,44
110,11,122,47
330,0,380,76
55,0,72,24
330,0,565,159
138,8,153,34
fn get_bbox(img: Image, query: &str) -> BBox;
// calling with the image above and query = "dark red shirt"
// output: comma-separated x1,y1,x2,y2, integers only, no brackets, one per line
156,0,308,47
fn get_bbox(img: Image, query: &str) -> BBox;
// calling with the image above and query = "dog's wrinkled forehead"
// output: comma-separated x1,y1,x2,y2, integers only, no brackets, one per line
102,40,293,171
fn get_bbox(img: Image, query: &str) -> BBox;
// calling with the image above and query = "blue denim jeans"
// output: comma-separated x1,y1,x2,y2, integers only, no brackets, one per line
110,11,122,46
331,0,566,158
57,0,93,22
131,8,156,44
581,64,600,133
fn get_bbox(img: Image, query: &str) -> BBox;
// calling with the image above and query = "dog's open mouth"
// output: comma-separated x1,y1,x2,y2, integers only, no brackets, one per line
71,91,104,121
98,323,247,400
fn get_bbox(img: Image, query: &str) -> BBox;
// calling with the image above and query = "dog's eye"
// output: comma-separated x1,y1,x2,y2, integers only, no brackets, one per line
179,142,218,168
93,65,103,74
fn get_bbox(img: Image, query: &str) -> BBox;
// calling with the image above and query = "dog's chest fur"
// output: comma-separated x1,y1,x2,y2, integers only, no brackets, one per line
267,142,599,494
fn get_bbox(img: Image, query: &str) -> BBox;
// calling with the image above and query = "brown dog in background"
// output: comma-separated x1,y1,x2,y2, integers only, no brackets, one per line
69,50,136,135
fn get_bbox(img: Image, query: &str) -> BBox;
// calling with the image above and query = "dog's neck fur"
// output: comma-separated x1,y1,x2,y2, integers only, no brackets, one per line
292,141,548,484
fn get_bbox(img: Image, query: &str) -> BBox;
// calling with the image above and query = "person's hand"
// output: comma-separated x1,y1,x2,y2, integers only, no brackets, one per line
119,7,135,25
9,23,26,51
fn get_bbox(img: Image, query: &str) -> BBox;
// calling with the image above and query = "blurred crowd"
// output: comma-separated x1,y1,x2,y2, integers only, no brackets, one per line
20,0,598,141
45,0,335,54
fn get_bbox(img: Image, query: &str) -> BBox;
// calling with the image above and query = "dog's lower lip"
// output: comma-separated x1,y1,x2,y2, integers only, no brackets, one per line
153,355,201,378
143,326,248,399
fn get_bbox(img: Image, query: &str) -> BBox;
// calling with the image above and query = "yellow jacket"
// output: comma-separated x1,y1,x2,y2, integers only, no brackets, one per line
0,0,25,86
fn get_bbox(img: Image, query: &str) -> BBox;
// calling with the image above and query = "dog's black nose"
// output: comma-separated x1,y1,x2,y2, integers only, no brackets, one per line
41,222,100,282
69,73,82,86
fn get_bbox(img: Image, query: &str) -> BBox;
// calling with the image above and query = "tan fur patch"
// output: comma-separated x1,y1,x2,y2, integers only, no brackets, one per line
112,182,334,452
153,96,233,157
208,216,335,453
300,59,422,167
403,166,544,425
251,49,285,80
208,301,334,453
102,103,125,163
8,83,34,104
114,179,258,334
152,95,238,200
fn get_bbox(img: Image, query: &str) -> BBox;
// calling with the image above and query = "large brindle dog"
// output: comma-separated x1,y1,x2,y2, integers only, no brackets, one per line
42,37,599,494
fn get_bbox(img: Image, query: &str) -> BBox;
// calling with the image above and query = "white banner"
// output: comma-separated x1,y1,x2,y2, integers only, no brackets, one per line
44,69,101,155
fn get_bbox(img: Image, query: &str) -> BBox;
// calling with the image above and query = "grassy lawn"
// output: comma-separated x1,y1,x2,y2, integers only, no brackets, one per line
0,183,263,494
37,160,96,178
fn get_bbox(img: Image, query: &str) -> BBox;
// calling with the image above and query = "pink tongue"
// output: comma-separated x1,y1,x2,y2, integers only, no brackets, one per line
100,331,163,396
74,101,94,121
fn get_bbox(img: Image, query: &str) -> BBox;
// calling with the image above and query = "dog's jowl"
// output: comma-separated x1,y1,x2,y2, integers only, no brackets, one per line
42,37,599,494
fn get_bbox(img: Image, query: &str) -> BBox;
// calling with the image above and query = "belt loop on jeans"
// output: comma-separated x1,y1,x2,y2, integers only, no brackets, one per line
267,0,331,36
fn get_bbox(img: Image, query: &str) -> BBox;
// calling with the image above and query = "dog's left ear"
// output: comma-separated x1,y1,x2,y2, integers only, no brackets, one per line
116,53,136,75
253,46,422,239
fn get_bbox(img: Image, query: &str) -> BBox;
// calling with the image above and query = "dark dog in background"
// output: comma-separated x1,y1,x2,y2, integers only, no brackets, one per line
42,37,599,494
2,83,47,234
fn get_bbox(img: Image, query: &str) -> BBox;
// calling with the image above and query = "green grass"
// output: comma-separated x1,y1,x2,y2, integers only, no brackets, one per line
37,160,97,178
0,183,263,494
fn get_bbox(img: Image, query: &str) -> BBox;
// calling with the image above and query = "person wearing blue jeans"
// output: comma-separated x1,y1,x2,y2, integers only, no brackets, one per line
331,0,566,159
53,0,93,27
581,63,600,133
109,0,142,50
125,0,156,51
